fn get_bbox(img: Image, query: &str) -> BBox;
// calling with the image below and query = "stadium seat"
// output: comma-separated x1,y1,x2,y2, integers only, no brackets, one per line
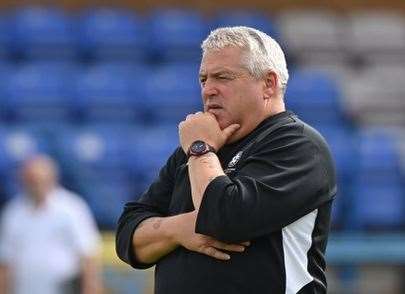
212,10,279,39
129,124,179,195
10,6,77,60
351,175,404,230
0,13,11,59
314,125,359,229
277,9,346,65
346,10,405,64
78,8,146,61
0,62,12,121
74,62,148,122
344,128,404,230
342,64,405,126
55,124,136,177
286,69,344,125
146,9,208,62
357,128,401,175
3,61,77,122
143,62,201,123
78,177,134,229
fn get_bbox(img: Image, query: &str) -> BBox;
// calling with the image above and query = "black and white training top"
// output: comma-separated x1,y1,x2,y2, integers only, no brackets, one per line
116,110,337,294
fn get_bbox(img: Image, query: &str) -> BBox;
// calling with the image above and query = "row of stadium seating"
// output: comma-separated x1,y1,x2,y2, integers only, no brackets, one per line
0,61,404,126
0,61,201,124
0,123,404,229
0,7,403,64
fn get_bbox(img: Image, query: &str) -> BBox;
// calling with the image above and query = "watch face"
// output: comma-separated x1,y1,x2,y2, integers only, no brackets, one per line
191,140,206,154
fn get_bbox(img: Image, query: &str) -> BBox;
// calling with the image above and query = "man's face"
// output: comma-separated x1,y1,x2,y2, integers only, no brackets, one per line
21,160,55,203
199,46,267,138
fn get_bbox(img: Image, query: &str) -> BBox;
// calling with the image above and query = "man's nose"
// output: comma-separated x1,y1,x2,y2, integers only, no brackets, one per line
201,80,218,98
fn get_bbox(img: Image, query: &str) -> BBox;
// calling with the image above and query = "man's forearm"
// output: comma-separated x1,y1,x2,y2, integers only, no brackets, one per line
81,256,102,294
132,215,184,264
0,265,9,294
188,152,225,210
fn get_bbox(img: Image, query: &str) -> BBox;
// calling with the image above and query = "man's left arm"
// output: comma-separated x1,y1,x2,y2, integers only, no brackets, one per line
81,256,102,294
188,152,225,210
179,112,239,211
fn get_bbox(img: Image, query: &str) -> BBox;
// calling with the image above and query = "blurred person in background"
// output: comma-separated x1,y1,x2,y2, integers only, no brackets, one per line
116,26,336,294
0,155,102,294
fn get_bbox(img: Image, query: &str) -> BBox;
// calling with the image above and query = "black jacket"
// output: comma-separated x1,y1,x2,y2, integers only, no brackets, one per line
116,111,337,294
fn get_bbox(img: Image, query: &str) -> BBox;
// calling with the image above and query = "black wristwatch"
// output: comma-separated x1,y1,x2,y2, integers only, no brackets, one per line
187,140,216,159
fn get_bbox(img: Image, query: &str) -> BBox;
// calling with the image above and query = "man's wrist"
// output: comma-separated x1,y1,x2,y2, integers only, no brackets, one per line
186,140,216,160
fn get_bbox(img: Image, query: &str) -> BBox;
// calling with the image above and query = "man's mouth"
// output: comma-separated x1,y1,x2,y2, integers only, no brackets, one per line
206,104,223,112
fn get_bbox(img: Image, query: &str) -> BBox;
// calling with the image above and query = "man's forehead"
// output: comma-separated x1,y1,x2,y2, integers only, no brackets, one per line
200,47,246,73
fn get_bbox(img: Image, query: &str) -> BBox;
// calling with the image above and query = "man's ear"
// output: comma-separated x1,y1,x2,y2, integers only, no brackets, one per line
263,71,278,100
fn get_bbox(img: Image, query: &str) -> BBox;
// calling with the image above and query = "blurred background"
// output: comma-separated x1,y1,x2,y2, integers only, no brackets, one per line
0,0,404,293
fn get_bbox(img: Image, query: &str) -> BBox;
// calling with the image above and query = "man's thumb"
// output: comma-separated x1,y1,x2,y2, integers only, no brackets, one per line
222,124,240,139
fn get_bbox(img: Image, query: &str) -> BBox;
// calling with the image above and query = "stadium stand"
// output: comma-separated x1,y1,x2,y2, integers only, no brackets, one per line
9,6,77,60
0,5,404,293
277,10,346,66
212,9,279,39
143,62,201,123
0,5,402,234
3,61,77,122
146,8,208,62
345,10,405,65
77,7,146,61
73,62,148,122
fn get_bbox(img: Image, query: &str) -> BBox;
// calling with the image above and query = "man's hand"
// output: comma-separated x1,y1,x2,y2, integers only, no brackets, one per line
179,112,240,153
172,211,249,261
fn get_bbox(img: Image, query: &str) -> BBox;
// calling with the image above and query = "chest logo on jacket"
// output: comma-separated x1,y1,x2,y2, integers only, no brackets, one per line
224,151,243,174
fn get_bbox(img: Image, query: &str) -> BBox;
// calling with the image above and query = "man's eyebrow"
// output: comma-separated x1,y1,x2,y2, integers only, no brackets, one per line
199,69,235,77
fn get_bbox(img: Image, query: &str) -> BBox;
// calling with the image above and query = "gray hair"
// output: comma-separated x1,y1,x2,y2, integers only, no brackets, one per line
201,26,289,92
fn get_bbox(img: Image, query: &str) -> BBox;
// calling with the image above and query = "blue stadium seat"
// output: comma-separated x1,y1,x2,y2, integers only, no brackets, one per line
347,128,404,230
146,9,208,62
78,8,146,61
0,62,12,121
357,128,401,175
10,6,77,60
144,63,201,123
314,125,360,229
55,124,136,177
129,124,179,195
314,125,359,180
4,61,76,122
0,13,11,59
78,177,134,229
351,175,404,230
74,62,147,122
286,69,344,125
212,10,279,39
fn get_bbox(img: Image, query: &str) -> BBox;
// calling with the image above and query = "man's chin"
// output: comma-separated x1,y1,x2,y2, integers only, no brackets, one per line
217,118,232,130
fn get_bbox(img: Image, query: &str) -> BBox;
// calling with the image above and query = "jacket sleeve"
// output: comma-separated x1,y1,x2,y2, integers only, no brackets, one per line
195,130,336,243
115,148,183,269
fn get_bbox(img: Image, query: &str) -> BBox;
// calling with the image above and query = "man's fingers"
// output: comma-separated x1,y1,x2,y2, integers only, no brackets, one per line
222,124,240,139
240,241,251,246
211,240,246,252
201,246,230,261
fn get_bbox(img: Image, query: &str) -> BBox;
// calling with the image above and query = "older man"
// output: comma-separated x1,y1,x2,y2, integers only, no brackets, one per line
116,26,336,294
0,155,102,294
